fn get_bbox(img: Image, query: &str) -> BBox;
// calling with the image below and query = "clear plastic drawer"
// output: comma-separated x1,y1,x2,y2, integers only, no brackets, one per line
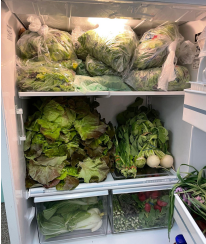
109,186,172,234
35,191,108,243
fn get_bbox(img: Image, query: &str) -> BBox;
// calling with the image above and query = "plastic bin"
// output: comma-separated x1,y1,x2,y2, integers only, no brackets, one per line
35,191,108,244
109,186,172,234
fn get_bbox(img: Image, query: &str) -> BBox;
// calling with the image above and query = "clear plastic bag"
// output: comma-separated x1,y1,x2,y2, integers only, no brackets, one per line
18,56,82,71
74,75,131,92
72,26,88,60
132,23,183,70
17,62,75,92
78,25,138,72
17,16,76,62
158,40,178,91
85,55,118,76
125,66,190,91
178,40,196,65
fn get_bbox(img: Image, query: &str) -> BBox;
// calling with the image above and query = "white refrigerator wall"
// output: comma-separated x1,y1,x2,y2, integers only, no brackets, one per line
1,2,206,244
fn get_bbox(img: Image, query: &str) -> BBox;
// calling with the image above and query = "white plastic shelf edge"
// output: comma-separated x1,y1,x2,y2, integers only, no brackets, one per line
28,171,178,199
19,91,185,98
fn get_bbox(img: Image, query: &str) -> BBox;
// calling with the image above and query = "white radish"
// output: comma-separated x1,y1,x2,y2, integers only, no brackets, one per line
91,219,102,232
147,155,160,168
160,155,174,168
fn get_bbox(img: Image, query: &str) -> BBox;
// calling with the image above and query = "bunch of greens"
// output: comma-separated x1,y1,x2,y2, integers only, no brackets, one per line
24,97,115,190
17,28,77,62
37,197,104,240
132,23,183,70
125,65,190,91
85,55,119,76
74,75,131,93
168,165,206,239
115,97,171,178
17,65,76,92
78,25,138,72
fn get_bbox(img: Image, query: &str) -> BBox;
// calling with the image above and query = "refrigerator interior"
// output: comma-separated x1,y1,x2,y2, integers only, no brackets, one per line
1,1,206,243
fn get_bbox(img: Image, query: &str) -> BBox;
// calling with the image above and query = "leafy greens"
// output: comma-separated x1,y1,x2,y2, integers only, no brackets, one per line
24,97,115,190
115,97,171,178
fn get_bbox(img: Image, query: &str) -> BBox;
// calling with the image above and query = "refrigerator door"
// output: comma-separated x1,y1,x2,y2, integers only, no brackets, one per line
1,2,35,244
174,194,206,244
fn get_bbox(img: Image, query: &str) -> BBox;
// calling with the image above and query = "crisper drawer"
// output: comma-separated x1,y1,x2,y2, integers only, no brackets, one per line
174,194,206,244
34,191,108,244
183,89,206,133
109,185,172,234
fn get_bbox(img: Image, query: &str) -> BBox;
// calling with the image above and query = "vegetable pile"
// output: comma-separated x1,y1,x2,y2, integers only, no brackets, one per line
125,65,190,91
115,97,173,178
132,23,183,70
112,190,169,233
37,196,104,240
24,97,115,190
17,28,77,62
168,165,206,238
17,64,76,92
78,25,138,72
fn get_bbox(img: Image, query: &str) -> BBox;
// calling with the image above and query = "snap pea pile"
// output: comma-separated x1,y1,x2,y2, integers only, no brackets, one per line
112,195,139,232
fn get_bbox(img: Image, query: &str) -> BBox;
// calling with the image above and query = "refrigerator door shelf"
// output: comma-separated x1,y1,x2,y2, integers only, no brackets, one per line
18,91,185,99
28,171,178,199
183,89,206,132
174,194,205,244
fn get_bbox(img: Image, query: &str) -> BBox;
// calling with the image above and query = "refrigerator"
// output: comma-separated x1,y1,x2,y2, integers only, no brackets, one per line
1,0,206,243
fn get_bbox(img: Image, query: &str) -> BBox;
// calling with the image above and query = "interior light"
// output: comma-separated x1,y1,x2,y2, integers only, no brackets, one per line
88,18,128,27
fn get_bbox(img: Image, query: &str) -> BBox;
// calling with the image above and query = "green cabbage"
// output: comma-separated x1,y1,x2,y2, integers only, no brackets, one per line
125,66,190,91
132,23,183,70
78,25,138,72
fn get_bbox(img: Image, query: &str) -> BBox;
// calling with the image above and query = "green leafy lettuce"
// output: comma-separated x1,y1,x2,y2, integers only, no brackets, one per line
24,97,115,190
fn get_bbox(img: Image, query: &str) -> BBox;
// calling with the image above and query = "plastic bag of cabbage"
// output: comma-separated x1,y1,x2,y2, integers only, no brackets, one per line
17,28,77,62
125,66,190,91
132,23,184,70
78,25,138,72
37,197,104,240
74,75,131,92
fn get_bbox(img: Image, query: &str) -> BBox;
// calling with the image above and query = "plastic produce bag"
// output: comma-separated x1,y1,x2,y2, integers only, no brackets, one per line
76,62,90,76
17,64,75,92
18,56,82,71
72,26,88,60
17,16,76,62
178,41,196,65
74,75,131,92
132,23,183,70
86,55,118,76
125,66,190,91
78,25,138,72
